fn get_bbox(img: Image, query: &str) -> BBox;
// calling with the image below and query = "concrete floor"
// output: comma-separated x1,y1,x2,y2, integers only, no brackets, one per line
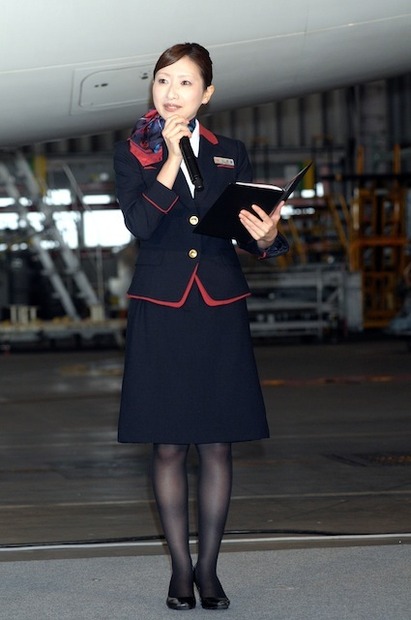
1,336,410,557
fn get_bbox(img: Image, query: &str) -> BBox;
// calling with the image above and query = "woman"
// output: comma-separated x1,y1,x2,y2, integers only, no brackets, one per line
114,42,288,611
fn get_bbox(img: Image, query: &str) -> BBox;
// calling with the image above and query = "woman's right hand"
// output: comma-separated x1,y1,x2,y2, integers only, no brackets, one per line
156,114,192,189
162,114,192,159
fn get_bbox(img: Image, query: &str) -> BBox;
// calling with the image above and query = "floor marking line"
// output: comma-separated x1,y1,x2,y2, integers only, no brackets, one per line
1,488,411,511
1,533,411,553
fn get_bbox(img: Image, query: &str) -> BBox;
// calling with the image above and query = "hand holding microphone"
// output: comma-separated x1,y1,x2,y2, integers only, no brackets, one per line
180,136,204,191
159,115,204,191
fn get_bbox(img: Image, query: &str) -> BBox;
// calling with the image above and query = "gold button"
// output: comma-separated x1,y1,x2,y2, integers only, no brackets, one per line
188,249,198,259
189,215,199,226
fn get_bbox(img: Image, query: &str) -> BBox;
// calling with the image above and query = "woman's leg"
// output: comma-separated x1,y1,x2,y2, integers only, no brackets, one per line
195,442,233,598
151,443,193,598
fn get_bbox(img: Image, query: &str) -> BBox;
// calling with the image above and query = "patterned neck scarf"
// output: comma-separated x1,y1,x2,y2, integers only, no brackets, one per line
129,108,196,167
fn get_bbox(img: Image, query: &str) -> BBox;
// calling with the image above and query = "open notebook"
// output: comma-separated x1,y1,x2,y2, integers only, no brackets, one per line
193,162,312,244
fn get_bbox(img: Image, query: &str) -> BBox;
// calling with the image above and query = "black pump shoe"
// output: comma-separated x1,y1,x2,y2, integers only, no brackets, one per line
199,596,230,610
193,569,230,610
166,595,196,611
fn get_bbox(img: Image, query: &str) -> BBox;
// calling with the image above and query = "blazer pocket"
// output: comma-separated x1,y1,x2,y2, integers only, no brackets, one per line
136,249,164,265
205,251,241,267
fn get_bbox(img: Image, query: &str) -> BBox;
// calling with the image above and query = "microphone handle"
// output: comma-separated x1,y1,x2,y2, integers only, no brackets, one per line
180,136,204,191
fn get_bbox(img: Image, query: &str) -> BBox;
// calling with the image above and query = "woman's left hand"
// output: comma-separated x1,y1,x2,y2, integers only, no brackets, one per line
238,201,285,250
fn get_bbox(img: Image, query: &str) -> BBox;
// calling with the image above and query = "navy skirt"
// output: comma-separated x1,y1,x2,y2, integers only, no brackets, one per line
118,286,269,444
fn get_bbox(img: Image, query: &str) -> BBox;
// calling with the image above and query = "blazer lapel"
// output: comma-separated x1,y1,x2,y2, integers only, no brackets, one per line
195,134,230,211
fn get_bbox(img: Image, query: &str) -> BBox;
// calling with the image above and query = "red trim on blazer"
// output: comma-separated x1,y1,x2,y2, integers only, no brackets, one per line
142,192,178,213
193,274,250,306
127,265,250,308
199,125,219,145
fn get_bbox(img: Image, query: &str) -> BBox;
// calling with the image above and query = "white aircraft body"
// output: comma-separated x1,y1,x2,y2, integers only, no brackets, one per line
1,0,411,147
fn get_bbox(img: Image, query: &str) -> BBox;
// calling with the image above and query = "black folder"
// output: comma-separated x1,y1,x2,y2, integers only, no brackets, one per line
193,161,312,244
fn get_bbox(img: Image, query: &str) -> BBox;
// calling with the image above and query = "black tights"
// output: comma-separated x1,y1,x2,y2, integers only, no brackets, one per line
152,442,232,598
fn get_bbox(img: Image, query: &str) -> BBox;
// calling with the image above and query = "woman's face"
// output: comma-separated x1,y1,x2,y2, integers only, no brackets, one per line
152,55,214,121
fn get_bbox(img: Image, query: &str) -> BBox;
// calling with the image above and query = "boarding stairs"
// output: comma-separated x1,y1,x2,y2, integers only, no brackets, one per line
0,152,101,320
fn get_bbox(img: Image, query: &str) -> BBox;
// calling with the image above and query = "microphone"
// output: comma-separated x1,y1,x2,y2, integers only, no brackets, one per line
180,136,204,191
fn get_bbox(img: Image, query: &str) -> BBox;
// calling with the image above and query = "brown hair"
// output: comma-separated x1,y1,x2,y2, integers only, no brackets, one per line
153,43,213,88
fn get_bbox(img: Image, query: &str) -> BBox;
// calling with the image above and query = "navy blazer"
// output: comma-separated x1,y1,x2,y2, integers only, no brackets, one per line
114,125,288,304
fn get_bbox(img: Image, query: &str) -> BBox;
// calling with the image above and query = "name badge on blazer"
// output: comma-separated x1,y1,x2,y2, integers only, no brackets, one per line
214,156,235,168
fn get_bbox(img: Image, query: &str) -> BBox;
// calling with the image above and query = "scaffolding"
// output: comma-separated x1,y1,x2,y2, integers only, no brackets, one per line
271,151,409,330
0,152,128,348
348,143,408,328
245,265,362,340
0,152,102,320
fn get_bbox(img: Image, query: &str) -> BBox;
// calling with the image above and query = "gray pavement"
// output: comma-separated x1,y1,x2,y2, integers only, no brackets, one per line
1,546,410,620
